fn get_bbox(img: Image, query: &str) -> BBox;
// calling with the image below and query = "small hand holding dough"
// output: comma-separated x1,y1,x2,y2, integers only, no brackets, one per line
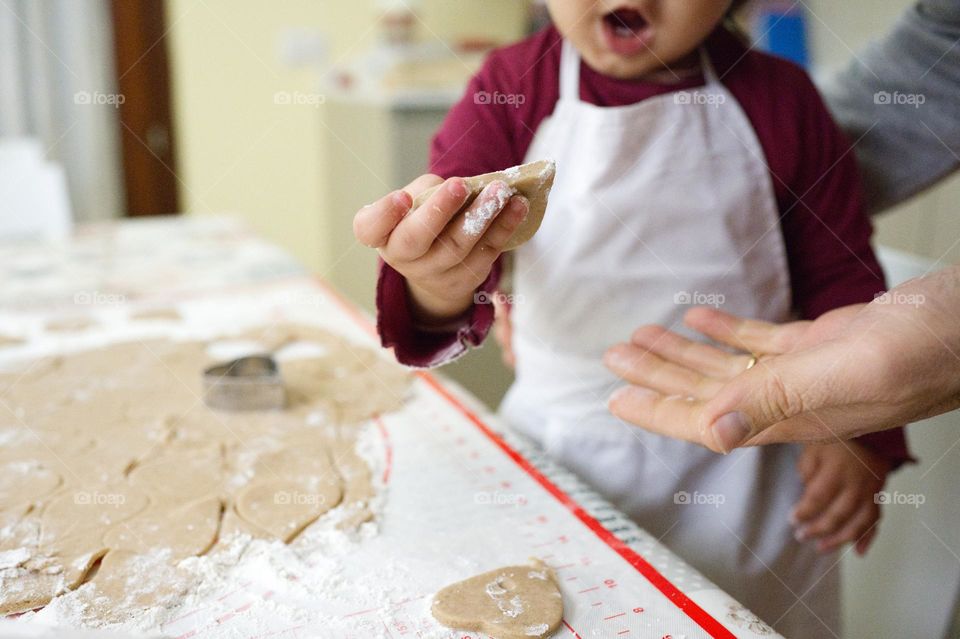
431,559,563,639
413,160,556,251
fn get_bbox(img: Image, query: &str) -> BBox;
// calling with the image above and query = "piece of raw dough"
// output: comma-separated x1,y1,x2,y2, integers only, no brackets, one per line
431,559,563,639
0,325,412,618
412,160,556,251
103,497,222,559
235,476,342,542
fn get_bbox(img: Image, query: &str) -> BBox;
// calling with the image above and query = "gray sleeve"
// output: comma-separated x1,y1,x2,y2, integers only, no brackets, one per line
822,0,960,214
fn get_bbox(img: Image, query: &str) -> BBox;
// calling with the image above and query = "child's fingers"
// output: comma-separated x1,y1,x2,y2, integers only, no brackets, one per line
431,181,514,268
795,448,821,485
604,343,723,399
798,488,861,539
386,177,469,262
791,472,842,526
459,195,528,277
854,525,879,556
403,173,447,199
353,190,413,249
630,325,750,380
818,504,879,553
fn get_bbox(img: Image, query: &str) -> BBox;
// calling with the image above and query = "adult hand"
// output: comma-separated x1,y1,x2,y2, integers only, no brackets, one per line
604,267,960,452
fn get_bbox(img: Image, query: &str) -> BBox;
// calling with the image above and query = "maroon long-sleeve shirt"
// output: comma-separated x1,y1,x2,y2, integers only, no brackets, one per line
376,25,912,467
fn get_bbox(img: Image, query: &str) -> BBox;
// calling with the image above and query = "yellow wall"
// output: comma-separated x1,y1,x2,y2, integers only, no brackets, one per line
166,1,528,272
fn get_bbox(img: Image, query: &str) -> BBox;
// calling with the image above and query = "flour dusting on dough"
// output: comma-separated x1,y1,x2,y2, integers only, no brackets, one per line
463,185,515,237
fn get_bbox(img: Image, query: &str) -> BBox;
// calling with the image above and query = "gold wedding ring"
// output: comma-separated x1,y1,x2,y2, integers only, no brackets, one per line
744,355,758,371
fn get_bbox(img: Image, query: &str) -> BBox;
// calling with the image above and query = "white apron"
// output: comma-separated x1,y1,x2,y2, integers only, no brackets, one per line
501,40,839,635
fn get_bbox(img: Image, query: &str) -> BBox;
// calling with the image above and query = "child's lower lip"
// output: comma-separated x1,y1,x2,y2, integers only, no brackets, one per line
600,15,654,56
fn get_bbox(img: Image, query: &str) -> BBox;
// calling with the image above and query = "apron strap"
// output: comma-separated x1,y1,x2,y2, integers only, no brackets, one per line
698,47,721,86
559,39,581,101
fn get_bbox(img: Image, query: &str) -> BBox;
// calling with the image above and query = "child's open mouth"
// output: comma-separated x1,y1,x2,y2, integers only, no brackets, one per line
601,7,654,56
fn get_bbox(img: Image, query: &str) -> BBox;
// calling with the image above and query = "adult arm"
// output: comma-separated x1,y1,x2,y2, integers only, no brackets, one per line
822,0,960,214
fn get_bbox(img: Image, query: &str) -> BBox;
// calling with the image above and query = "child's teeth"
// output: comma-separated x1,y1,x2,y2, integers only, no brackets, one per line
615,25,633,37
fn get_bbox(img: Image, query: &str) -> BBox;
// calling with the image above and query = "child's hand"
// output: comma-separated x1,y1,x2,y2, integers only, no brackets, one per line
792,441,891,555
353,174,529,324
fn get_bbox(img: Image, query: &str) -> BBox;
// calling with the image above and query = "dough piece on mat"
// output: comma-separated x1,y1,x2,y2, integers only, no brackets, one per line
431,559,563,639
103,497,223,559
0,460,61,511
235,476,342,542
412,159,556,251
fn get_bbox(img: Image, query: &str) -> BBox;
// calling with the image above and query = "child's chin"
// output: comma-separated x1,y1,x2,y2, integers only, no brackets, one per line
587,49,659,80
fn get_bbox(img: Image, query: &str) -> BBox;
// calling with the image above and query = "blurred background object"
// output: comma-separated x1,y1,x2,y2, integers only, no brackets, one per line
0,0,125,223
2,2,960,636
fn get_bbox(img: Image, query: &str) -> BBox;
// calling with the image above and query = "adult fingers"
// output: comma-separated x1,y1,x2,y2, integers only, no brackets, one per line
385,177,469,261
684,307,810,356
629,324,757,380
353,189,414,249
604,342,724,399
698,344,846,452
608,387,707,444
609,343,850,452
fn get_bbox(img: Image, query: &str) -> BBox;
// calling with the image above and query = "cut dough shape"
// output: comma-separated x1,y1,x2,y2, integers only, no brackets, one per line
86,549,197,623
431,559,563,639
0,460,61,511
103,498,222,560
413,160,556,251
38,485,150,551
128,452,224,506
235,476,342,543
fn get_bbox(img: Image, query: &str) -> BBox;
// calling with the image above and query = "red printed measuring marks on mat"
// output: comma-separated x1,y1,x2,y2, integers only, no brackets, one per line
314,277,736,639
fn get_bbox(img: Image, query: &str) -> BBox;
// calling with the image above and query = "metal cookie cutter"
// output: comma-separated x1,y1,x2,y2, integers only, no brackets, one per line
203,355,286,411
